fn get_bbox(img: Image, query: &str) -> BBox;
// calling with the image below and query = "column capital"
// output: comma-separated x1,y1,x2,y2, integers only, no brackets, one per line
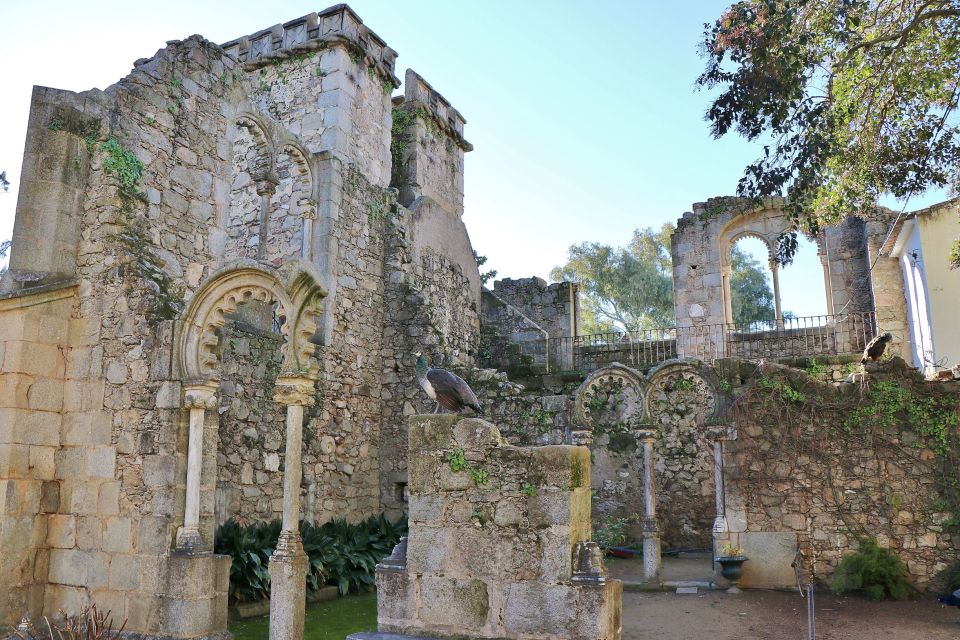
273,374,316,406
705,425,737,442
297,197,318,219
634,428,658,443
183,382,218,409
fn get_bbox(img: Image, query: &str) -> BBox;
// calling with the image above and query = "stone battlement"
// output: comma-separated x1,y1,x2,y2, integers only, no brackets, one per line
396,69,472,151
221,4,399,86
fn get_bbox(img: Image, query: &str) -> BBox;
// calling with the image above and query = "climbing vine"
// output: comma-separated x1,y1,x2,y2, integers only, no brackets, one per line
733,362,960,557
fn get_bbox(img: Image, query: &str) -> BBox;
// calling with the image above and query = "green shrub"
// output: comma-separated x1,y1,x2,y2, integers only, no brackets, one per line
214,514,406,604
830,537,913,601
593,513,636,549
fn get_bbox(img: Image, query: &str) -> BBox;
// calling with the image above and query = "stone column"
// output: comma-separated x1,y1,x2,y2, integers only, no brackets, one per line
636,429,661,583
706,427,729,535
298,198,317,261
770,261,783,328
721,266,733,324
255,178,278,261
269,374,314,640
176,382,218,551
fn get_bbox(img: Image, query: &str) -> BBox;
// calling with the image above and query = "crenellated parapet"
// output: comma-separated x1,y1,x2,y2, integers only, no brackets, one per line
221,4,400,87
398,69,472,151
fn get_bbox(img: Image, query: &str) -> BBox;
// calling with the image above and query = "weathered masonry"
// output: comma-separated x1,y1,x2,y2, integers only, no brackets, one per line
0,5,481,636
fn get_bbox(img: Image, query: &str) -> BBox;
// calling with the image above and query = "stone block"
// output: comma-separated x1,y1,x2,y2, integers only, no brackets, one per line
405,526,451,574
738,531,797,589
126,593,163,632
109,554,141,590
408,415,459,452
46,514,76,548
29,446,56,479
138,515,171,554
162,594,217,637
103,517,132,553
76,515,103,550
418,577,489,630
268,554,309,640
502,582,576,636
375,569,412,622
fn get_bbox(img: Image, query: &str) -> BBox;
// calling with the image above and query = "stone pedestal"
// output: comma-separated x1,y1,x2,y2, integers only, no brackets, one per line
367,415,622,640
162,552,232,638
268,552,309,640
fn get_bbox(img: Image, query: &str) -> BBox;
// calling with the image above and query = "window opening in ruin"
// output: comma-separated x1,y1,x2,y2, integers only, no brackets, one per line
777,235,829,323
729,236,777,330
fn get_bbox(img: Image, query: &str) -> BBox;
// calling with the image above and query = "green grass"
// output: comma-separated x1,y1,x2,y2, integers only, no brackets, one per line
229,593,377,640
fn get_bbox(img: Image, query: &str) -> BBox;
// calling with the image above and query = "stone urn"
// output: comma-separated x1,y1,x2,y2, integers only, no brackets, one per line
717,556,748,593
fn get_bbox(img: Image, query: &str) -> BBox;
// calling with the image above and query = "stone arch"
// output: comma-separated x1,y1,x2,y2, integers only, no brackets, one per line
722,230,775,269
177,260,325,383
226,114,277,261
573,362,648,431
645,359,723,549
267,143,315,264
645,359,722,424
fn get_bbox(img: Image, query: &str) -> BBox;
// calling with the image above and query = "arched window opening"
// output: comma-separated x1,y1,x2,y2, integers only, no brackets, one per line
777,234,829,323
729,236,776,330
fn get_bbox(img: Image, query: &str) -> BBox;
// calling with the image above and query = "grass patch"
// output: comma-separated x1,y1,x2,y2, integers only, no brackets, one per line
229,592,377,640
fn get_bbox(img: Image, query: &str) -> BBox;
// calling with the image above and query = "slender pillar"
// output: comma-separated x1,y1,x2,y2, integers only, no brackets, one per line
299,198,317,261
255,178,277,261
176,382,218,551
636,429,661,583
269,374,315,640
707,430,727,535
770,261,783,328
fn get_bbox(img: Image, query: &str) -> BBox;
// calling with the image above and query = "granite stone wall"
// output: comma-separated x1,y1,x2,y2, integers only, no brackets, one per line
0,5,483,635
374,415,622,640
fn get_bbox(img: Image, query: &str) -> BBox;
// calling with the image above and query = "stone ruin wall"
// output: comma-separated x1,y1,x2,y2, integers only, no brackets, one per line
490,277,579,341
670,198,901,360
437,358,959,590
0,4,484,633
374,415,622,640
720,360,960,589
448,364,719,552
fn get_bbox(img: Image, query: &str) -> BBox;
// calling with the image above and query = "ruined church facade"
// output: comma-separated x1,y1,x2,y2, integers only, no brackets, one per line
0,6,480,636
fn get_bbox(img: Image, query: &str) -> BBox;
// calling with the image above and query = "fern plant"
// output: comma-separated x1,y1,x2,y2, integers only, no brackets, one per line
830,537,913,601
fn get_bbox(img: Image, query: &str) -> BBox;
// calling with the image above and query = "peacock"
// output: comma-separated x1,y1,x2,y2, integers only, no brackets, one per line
861,332,893,364
413,352,483,415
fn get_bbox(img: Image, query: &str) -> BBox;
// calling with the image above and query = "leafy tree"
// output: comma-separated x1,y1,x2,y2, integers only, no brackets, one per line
473,251,498,287
551,226,777,333
698,0,960,266
730,246,776,326
550,225,675,333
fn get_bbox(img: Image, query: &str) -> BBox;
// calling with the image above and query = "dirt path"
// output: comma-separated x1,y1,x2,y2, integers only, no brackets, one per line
622,589,960,640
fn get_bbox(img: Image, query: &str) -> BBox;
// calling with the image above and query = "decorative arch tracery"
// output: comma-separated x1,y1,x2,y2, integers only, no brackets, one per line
573,362,648,431
178,261,325,383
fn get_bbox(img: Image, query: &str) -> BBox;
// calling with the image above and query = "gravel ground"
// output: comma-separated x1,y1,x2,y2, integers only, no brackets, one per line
622,589,960,640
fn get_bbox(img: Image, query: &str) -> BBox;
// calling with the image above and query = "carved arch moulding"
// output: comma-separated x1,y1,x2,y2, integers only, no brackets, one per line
573,363,648,431
645,359,723,425
176,260,327,383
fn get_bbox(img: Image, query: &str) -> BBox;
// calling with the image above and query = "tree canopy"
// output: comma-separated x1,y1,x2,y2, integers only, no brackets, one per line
698,0,960,265
550,225,776,333
730,246,776,326
550,225,675,333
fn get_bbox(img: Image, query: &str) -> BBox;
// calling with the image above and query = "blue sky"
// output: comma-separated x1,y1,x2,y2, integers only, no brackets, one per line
0,0,946,318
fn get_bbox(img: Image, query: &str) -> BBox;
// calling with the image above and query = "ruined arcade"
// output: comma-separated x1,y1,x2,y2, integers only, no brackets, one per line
1,6,483,637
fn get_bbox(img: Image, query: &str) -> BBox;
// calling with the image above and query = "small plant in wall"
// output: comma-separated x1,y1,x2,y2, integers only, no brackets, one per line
447,447,468,473
521,481,537,497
